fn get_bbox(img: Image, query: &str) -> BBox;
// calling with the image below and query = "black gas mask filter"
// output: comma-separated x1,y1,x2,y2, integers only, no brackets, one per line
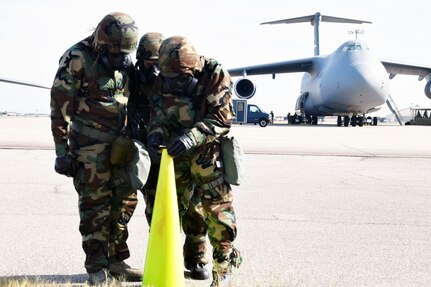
100,52,133,71
136,62,160,85
160,75,198,96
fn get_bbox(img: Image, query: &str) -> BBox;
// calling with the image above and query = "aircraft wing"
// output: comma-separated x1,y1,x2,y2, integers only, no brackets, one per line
381,61,431,80
0,77,50,89
228,58,315,77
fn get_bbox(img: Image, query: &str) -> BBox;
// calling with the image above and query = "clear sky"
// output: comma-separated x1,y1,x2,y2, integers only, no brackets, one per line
0,0,430,117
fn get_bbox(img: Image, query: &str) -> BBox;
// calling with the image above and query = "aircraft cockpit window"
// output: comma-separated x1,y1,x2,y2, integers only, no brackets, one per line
343,43,369,52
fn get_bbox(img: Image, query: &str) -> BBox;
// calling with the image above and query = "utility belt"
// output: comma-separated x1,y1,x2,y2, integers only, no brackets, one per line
71,122,118,143
200,176,226,191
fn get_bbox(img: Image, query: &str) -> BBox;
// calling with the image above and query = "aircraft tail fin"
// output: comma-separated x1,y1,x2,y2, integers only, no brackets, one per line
260,13,371,26
261,12,371,56
321,15,372,25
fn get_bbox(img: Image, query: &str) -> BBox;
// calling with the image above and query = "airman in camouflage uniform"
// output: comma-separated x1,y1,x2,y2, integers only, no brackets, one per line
128,32,165,141
146,36,242,287
50,12,142,285
128,32,210,280
128,33,164,226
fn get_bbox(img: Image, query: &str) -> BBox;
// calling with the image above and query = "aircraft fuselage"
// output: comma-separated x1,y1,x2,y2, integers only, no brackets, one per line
299,40,389,116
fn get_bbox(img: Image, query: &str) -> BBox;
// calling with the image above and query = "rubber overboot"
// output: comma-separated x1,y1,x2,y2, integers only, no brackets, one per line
88,269,121,286
109,260,142,282
209,269,231,287
210,248,242,287
185,262,210,280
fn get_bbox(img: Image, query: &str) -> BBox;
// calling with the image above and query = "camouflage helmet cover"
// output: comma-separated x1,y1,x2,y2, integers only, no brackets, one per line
158,36,204,77
136,32,165,60
93,12,139,53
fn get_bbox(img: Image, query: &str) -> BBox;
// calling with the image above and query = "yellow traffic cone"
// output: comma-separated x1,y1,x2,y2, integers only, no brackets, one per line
142,148,185,287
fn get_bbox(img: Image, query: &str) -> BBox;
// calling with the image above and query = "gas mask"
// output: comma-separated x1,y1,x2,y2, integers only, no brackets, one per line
100,52,133,71
160,75,198,96
136,62,160,85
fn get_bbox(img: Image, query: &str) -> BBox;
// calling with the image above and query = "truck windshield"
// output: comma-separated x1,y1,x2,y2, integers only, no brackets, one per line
249,106,261,113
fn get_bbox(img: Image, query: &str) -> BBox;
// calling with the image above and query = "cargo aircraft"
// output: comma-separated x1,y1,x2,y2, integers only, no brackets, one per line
228,12,431,126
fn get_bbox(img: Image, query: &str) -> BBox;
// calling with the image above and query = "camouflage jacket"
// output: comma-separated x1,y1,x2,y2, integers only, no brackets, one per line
50,36,132,156
147,57,234,147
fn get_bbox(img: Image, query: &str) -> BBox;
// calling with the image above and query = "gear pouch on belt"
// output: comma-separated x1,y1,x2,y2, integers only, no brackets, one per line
126,139,151,189
111,139,151,190
220,136,245,186
110,135,135,165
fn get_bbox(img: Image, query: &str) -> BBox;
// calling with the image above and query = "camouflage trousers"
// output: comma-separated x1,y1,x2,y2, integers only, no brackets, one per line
175,141,239,266
72,143,138,273
142,162,208,265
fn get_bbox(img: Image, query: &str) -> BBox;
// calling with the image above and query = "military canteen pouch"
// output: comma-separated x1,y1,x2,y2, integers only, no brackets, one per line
110,135,135,165
111,138,151,190
220,136,244,186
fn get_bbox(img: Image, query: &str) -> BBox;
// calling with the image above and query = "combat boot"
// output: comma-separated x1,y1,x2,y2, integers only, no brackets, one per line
185,262,210,280
109,260,142,282
87,269,121,286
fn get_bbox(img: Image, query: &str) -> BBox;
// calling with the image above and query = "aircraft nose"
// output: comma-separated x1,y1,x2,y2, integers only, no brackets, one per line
339,61,389,108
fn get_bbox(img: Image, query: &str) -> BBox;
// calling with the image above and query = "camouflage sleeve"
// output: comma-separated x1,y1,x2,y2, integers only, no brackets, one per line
187,63,234,145
50,49,83,156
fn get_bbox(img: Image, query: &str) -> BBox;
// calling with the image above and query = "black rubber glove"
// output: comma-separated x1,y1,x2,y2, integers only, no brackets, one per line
54,154,76,177
147,133,164,162
167,134,195,157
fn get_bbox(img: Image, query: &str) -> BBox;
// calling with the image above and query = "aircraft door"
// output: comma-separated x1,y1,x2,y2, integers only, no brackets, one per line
295,92,309,113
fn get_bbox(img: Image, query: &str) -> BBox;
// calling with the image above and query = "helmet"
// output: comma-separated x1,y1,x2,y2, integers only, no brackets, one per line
158,36,204,77
136,32,165,60
93,12,139,54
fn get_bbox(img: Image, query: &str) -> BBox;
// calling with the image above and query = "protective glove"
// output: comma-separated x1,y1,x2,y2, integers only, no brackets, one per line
54,154,76,177
147,133,164,162
167,133,196,157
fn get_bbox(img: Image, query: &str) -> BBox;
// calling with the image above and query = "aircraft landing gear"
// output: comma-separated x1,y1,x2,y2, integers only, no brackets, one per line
337,115,368,127
288,113,318,125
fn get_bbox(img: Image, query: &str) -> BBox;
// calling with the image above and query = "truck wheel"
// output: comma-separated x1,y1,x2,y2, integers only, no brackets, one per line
259,118,268,127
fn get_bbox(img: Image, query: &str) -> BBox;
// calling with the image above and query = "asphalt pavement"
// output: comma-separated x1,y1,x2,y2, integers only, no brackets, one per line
0,116,430,287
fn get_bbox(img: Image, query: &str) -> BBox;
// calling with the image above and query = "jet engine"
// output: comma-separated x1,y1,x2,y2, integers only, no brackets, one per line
233,78,256,99
425,81,431,99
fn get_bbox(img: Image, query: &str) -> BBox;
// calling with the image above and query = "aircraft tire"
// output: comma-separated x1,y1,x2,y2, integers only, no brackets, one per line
343,115,350,127
351,116,357,127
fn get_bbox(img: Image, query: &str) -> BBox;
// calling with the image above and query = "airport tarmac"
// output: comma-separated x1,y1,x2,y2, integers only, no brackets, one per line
0,116,430,286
